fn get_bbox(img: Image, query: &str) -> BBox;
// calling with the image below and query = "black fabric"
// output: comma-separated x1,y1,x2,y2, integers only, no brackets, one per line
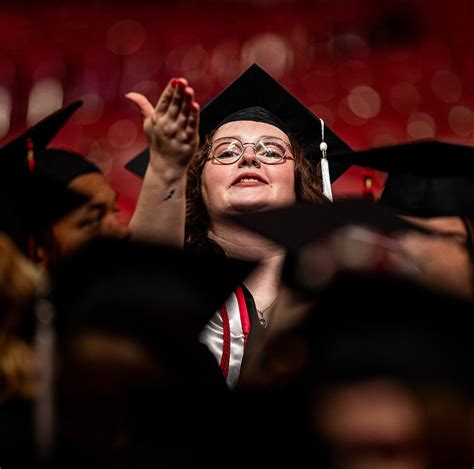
331,139,474,217
0,101,82,171
230,197,425,254
218,106,289,136
36,148,100,186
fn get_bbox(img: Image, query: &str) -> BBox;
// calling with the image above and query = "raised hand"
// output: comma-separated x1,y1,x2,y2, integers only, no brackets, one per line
126,78,200,171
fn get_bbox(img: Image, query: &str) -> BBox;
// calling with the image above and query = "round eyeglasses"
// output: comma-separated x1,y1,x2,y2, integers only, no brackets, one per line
208,136,294,165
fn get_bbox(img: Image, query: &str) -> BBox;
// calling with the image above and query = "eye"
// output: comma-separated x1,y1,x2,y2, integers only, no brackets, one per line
257,141,286,159
213,141,242,160
77,210,105,232
79,217,102,231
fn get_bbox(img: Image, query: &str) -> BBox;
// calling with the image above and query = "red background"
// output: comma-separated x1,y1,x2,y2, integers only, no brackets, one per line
1,0,473,221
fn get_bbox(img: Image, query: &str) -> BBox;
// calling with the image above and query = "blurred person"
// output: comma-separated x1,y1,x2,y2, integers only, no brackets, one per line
244,270,473,469
34,148,131,265
331,140,474,300
0,100,130,270
0,232,47,467
230,200,473,468
49,238,255,468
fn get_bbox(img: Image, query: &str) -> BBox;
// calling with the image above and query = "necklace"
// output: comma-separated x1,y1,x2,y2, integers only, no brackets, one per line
256,297,278,328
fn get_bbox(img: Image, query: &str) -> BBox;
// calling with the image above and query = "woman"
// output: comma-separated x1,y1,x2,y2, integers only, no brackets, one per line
126,64,351,386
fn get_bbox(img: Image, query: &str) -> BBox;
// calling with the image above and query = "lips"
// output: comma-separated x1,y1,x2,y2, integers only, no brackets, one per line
231,173,268,186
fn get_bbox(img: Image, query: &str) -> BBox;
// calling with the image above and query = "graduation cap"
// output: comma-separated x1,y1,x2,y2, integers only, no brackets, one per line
330,140,474,217
0,100,83,171
0,101,89,254
125,64,352,200
35,148,101,186
230,197,421,253
287,272,473,391
52,238,257,350
229,198,426,293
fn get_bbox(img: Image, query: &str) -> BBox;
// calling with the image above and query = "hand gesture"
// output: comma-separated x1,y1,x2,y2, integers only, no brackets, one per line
126,78,200,171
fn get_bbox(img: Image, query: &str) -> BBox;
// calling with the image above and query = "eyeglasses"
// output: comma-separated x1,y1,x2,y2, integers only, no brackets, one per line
208,136,294,165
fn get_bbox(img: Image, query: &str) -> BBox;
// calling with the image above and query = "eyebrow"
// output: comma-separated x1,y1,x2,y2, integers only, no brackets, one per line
430,230,468,245
83,192,118,211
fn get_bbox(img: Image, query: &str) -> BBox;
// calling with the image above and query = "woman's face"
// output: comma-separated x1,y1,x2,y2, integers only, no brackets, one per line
201,121,296,220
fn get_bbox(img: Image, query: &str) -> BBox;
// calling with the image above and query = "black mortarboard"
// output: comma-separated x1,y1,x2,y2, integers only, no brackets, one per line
0,100,83,172
53,238,256,349
230,197,421,254
35,148,101,186
125,64,352,197
330,140,474,217
229,198,427,293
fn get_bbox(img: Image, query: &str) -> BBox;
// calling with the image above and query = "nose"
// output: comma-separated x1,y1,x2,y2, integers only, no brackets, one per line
238,145,261,168
101,213,132,241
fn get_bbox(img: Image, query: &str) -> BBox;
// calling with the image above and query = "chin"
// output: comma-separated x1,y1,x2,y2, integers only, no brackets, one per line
228,196,271,214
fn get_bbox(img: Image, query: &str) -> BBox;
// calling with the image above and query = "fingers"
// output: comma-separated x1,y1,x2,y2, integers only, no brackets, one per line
187,101,200,132
155,78,181,115
125,92,155,119
168,78,188,120
180,86,193,118
182,102,200,144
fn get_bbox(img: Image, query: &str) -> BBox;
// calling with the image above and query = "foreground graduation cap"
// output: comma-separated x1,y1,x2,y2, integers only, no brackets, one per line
125,64,352,192
229,198,427,293
285,272,473,390
330,140,474,217
53,238,257,349
230,197,421,254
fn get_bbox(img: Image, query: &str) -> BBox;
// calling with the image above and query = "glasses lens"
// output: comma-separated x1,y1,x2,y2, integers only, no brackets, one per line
212,139,243,164
256,138,288,164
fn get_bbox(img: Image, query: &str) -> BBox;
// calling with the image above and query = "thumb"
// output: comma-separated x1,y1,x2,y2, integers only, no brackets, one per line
125,92,155,119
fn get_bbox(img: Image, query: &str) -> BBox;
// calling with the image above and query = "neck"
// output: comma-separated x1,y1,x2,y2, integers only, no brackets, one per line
208,219,285,311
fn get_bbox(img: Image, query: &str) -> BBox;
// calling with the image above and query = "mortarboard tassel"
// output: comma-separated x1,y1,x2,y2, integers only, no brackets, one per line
362,171,375,200
26,137,38,262
27,137,36,172
319,118,333,202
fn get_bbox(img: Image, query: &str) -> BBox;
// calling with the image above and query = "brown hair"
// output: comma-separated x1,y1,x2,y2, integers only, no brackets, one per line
185,131,327,250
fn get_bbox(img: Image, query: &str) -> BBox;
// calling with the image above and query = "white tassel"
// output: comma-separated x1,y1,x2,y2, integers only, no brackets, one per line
319,119,333,202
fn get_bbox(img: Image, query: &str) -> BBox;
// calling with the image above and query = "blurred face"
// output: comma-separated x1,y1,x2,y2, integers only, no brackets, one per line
50,173,131,258
201,121,296,221
400,216,468,245
315,380,425,469
396,216,473,299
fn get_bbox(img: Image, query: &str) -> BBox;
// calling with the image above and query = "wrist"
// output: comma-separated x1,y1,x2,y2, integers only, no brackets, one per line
147,150,189,183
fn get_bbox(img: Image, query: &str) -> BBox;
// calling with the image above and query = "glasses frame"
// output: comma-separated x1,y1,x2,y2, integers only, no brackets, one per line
207,136,295,165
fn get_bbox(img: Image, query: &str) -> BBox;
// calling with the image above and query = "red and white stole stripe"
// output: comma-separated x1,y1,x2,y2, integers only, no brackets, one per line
199,286,250,388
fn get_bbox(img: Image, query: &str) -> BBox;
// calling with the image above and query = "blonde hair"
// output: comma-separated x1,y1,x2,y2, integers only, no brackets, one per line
0,234,47,401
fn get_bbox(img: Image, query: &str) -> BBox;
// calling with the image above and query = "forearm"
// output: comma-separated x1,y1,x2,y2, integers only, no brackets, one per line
129,154,188,247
